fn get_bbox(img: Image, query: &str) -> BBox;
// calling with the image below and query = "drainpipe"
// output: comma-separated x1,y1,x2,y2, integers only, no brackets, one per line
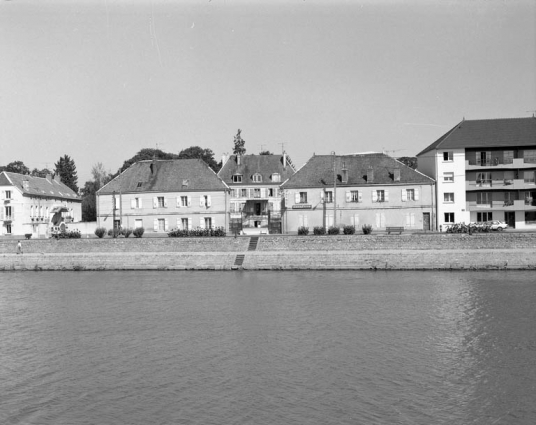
332,152,337,227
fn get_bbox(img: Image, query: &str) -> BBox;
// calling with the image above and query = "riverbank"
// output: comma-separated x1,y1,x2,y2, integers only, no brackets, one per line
1,233,535,270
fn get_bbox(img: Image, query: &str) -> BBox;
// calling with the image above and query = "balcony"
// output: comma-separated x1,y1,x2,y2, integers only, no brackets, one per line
466,158,536,170
466,179,536,191
466,199,530,211
525,198,536,207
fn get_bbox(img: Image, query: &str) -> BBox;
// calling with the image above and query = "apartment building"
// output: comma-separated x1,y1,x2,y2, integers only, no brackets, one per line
97,159,229,233
281,153,435,232
417,117,536,230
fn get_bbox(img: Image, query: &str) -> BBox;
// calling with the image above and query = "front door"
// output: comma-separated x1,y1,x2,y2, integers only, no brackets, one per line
255,202,262,215
504,211,516,229
423,212,431,231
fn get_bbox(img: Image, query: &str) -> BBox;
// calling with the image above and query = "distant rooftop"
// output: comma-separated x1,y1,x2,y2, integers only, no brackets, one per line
0,172,80,201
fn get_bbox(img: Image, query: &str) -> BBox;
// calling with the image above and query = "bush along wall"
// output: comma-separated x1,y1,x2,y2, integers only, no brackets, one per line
168,227,227,238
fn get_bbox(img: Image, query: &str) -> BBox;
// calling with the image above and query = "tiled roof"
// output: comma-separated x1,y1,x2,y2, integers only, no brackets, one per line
218,154,296,185
0,172,81,201
98,159,228,194
282,153,434,189
417,117,536,156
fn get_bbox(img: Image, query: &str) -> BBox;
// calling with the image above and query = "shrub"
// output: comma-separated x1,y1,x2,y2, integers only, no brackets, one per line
107,228,121,238
328,226,340,235
343,225,355,235
95,227,106,238
313,226,326,235
133,227,145,238
57,229,81,239
167,227,227,238
122,228,133,238
25,233,32,240
362,224,373,235
297,226,309,235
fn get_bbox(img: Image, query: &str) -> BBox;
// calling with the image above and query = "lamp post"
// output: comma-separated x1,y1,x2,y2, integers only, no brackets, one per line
332,151,336,227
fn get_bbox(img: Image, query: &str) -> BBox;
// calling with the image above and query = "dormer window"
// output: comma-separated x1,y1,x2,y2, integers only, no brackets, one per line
232,174,243,183
182,179,189,187
137,182,143,188
252,173,262,183
271,173,281,183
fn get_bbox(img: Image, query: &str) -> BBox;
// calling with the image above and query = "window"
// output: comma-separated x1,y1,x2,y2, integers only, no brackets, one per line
504,150,514,164
5,206,12,220
325,191,333,203
406,189,415,201
241,189,247,198
523,171,535,184
253,188,261,198
181,218,189,230
443,151,453,161
443,172,454,182
476,151,492,166
137,182,142,188
272,173,281,183
444,213,454,223
204,217,212,229
5,190,11,199
6,223,11,234
252,173,262,183
158,197,165,207
350,190,359,202
524,150,536,163
477,192,491,206
525,211,536,224
477,172,492,187
180,196,188,207
504,192,515,206
158,219,165,231
477,212,493,222
135,219,143,229
232,174,242,183
268,188,275,197
444,192,454,203
376,190,385,202
504,171,515,185
299,192,307,203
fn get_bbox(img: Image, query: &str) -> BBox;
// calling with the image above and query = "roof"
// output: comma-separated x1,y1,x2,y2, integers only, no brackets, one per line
417,117,536,156
0,172,81,201
98,159,228,194
218,154,296,185
281,153,434,189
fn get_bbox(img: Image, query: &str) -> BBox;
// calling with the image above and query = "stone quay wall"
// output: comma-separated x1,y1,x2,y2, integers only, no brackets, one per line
0,233,535,271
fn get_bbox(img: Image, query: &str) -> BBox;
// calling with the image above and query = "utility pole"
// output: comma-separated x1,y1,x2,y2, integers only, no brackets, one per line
332,151,337,227
112,191,117,237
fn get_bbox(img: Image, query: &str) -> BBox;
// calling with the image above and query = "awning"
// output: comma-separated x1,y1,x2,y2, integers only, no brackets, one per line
50,205,70,214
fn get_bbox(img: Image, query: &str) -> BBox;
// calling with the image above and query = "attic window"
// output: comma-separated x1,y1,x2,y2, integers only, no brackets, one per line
271,173,281,183
394,168,401,182
367,167,374,183
232,174,242,183
182,179,189,186
252,173,262,183
137,182,143,188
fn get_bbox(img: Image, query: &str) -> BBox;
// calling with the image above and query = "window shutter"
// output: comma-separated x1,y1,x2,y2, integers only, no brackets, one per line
414,189,419,201
200,196,205,207
261,188,266,198
327,215,333,227
320,191,325,203
358,192,362,203
164,218,169,231
401,189,407,202
346,191,351,202
138,198,142,208
384,191,389,202
375,213,380,228
295,192,300,204
0,191,4,200
274,188,278,198
153,197,157,208
304,215,308,227
177,217,181,227
354,214,359,226
372,191,377,202
230,202,235,213
299,215,304,227
207,196,212,207
187,196,192,207
411,213,415,226
381,213,385,227
164,198,168,208
131,199,136,209
153,218,158,231
177,197,181,208
212,216,216,228
199,217,205,229
406,213,411,226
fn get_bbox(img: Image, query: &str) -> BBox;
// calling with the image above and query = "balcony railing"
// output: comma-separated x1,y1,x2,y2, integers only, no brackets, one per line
525,198,536,207
523,158,536,164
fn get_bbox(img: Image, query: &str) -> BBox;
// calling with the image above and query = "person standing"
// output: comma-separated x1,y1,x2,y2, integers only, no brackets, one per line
16,240,22,254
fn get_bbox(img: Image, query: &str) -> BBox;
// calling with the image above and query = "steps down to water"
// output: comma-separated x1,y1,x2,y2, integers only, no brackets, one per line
233,254,245,269
248,236,259,251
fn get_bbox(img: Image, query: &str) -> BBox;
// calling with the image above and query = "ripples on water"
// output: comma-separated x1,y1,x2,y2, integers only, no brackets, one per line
0,271,535,425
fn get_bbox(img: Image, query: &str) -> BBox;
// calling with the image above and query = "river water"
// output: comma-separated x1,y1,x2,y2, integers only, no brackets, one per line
0,271,535,425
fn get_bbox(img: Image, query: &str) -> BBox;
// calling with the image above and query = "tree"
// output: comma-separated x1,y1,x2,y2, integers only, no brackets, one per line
5,161,30,175
80,163,113,222
116,148,178,175
259,150,273,155
178,146,220,172
233,129,246,155
397,156,417,170
91,162,113,188
31,168,52,178
55,155,79,193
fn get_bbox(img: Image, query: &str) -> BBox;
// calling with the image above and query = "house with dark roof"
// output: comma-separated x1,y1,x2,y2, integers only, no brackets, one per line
97,159,229,233
281,153,435,233
0,171,81,237
218,153,296,234
417,117,536,230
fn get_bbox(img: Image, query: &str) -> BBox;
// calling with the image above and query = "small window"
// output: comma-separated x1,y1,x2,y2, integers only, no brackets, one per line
325,191,333,203
272,173,281,183
135,219,143,229
444,193,454,203
406,189,415,201
181,218,189,230
525,211,536,224
157,196,165,208
252,173,262,183
443,151,453,161
182,179,189,186
524,150,536,163
376,190,385,202
253,188,261,198
444,213,455,223
232,174,242,183
6,223,12,234
477,212,493,222
5,190,11,199
137,182,143,188
241,189,247,197
443,172,454,182
204,217,212,229
299,192,307,203
181,196,188,207
158,219,165,231
477,172,492,187
135,197,140,208
523,171,535,184
350,190,359,202
477,192,491,205
268,188,274,197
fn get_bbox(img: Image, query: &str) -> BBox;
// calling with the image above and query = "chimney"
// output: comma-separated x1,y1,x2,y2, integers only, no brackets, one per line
221,154,228,167
342,161,348,184
236,154,241,166
54,174,61,183
283,152,287,170
367,167,374,183
46,173,52,182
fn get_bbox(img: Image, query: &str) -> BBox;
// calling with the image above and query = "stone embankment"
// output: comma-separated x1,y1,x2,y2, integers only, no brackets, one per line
0,233,535,271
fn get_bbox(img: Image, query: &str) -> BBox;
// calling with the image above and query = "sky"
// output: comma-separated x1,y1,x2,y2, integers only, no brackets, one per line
1,0,535,185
